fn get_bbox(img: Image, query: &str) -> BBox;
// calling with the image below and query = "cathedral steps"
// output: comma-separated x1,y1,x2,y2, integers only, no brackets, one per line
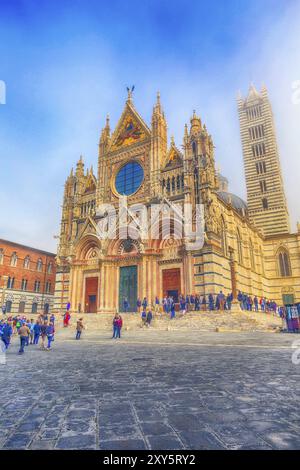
55,310,282,335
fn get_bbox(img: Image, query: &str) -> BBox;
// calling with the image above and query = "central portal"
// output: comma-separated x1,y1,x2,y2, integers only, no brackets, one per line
119,265,138,312
162,268,181,303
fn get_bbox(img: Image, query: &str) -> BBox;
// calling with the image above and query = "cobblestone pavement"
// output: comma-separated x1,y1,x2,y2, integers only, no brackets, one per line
0,330,300,450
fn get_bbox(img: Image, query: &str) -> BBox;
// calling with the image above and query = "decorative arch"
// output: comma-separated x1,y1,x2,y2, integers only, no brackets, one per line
75,235,102,261
277,247,292,277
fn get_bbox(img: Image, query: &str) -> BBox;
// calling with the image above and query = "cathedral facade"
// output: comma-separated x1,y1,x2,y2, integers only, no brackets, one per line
54,86,300,314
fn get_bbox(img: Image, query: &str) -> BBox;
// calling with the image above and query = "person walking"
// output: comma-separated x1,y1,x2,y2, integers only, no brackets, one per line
123,297,129,313
33,320,41,345
18,323,30,355
141,309,147,326
1,321,13,350
29,319,35,344
46,322,55,350
146,309,153,327
76,318,84,340
40,321,48,350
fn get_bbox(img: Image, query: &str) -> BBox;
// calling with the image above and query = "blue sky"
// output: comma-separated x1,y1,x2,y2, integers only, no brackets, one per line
0,0,300,251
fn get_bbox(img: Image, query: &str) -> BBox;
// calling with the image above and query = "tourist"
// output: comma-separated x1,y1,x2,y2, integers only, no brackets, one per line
50,313,55,324
18,322,30,355
46,322,55,350
33,320,41,345
179,295,186,315
146,309,153,327
195,294,200,311
170,301,175,319
112,313,122,338
142,297,148,310
208,293,214,311
1,321,13,349
254,296,259,312
123,297,129,313
202,295,207,311
40,321,48,350
29,319,35,345
141,309,147,326
154,296,160,315
76,318,84,340
137,297,142,313
63,311,71,327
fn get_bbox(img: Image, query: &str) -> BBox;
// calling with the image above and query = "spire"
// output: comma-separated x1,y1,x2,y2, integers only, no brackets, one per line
76,155,84,177
190,110,202,134
126,85,135,103
246,83,261,102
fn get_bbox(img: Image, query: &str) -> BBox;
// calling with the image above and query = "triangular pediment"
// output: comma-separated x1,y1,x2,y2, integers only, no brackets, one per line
84,173,97,194
163,142,183,169
77,216,98,241
110,101,151,151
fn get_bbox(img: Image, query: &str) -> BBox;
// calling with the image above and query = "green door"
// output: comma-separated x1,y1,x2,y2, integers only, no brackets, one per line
119,265,138,312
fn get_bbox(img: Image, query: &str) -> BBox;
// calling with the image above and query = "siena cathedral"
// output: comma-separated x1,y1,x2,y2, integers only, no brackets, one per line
54,84,300,314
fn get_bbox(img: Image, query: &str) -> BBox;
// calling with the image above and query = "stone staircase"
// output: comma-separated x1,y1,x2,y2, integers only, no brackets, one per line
55,310,282,334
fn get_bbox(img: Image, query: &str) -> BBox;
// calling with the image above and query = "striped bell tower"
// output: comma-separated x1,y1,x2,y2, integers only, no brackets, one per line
237,84,290,236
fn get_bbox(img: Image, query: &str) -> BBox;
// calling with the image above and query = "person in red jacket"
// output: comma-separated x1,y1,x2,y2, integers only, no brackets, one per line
112,313,123,339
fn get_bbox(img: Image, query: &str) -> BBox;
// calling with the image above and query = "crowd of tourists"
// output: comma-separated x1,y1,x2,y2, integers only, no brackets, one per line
0,313,56,355
123,291,288,315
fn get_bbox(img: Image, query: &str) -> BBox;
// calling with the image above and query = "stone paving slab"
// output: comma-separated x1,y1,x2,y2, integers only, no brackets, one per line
0,330,299,450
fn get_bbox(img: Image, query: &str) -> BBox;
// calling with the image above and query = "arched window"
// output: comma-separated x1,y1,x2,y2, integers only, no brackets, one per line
7,277,15,289
47,262,53,274
24,255,30,269
37,258,43,272
0,249,3,265
249,240,255,271
237,229,243,264
262,197,268,210
192,141,197,158
44,303,50,314
278,248,292,277
5,300,12,313
221,218,228,257
10,252,17,267
32,302,38,314
19,301,25,313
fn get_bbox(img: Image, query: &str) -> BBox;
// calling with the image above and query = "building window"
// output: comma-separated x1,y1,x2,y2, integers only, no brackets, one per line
262,198,268,209
32,302,38,314
10,252,18,267
45,281,51,294
24,256,30,269
5,300,12,313
0,249,3,265
37,258,43,272
237,229,243,264
21,279,28,291
7,277,15,289
115,161,144,196
260,180,267,193
47,262,53,274
44,303,50,314
34,280,41,292
19,301,25,313
278,249,292,277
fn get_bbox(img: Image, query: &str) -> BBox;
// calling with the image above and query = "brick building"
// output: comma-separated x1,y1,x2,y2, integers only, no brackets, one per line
0,239,56,315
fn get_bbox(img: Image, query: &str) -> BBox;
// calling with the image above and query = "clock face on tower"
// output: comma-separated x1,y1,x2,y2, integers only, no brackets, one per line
115,161,144,196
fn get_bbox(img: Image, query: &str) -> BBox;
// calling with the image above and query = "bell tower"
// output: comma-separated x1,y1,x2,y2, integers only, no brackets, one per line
237,84,290,236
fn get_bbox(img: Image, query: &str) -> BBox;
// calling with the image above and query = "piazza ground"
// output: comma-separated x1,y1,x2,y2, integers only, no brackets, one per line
0,329,300,450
